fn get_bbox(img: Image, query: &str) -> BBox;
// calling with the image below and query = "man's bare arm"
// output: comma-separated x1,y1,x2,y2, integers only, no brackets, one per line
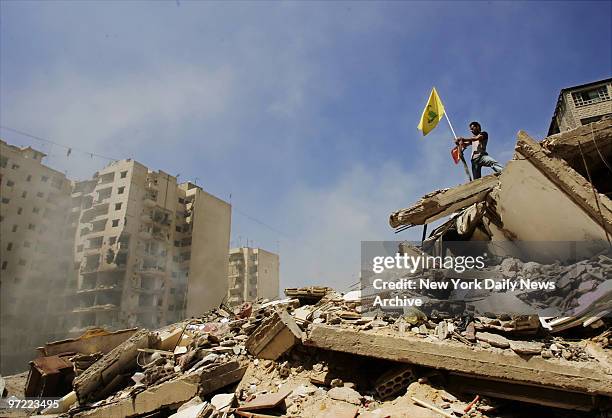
455,133,485,145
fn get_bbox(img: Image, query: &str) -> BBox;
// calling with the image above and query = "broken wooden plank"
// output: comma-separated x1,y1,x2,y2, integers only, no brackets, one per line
389,175,499,228
303,325,612,397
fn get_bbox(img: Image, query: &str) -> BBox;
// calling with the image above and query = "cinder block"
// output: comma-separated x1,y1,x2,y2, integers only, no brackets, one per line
374,366,416,399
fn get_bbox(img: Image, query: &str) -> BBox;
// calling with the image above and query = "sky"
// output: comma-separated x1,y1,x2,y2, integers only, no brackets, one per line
1,1,610,291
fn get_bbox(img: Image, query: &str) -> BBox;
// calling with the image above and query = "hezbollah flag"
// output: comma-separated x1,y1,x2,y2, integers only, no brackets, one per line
417,87,446,136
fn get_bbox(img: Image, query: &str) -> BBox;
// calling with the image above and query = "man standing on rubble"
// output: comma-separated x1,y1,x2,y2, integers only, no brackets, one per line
455,121,503,179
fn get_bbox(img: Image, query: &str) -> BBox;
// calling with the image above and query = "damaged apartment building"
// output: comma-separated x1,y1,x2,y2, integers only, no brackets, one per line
0,150,233,374
69,160,232,333
227,247,279,306
0,141,75,374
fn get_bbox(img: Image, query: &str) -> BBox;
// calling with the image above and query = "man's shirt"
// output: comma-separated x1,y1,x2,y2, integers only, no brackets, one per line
471,131,488,159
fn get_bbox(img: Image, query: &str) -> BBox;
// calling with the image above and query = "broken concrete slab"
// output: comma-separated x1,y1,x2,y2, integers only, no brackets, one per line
237,385,293,411
168,401,208,418
73,329,156,404
75,361,246,418
389,174,499,228
541,118,612,162
509,340,544,355
210,393,235,411
315,402,359,418
304,325,612,397
500,131,612,242
475,332,511,348
75,371,200,418
327,386,362,405
37,328,138,357
197,360,247,394
246,309,303,360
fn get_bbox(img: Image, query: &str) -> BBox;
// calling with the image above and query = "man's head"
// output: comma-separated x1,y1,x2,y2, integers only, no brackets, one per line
469,121,481,135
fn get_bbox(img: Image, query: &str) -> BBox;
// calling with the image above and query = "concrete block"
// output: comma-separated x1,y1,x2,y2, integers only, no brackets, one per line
246,309,303,360
374,366,416,399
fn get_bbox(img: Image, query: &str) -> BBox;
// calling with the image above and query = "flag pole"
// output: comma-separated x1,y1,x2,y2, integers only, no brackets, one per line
444,112,472,182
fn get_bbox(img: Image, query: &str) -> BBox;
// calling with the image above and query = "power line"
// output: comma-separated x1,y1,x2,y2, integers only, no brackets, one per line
0,125,119,161
1,125,292,243
232,206,291,239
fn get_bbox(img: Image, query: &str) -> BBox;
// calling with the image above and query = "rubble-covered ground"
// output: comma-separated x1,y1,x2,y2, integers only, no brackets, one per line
1,254,610,418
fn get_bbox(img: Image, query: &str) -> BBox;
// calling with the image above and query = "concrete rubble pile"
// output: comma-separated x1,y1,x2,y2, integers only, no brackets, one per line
1,278,606,418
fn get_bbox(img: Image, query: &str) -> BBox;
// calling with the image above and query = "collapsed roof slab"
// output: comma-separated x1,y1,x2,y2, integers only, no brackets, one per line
304,325,612,401
389,175,499,228
504,131,612,241
541,118,612,162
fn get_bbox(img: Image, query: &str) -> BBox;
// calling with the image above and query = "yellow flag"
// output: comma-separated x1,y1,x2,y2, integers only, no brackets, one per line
417,87,446,136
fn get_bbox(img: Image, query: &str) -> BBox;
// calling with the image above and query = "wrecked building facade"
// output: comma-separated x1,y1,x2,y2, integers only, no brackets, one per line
0,150,233,374
0,140,75,375
227,247,280,306
68,159,232,333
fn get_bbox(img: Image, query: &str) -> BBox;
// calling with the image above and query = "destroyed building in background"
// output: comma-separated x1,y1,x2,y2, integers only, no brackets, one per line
0,140,75,375
68,160,232,333
227,247,280,306
548,77,611,135
0,153,235,374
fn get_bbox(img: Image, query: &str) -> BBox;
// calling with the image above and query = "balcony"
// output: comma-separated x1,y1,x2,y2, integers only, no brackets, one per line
77,284,120,294
73,304,119,313
98,172,115,185
145,180,158,190
142,249,167,260
131,285,164,294
81,202,109,222
136,265,166,276
90,219,107,233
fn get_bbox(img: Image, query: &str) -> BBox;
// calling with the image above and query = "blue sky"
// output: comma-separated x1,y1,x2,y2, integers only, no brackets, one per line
1,1,610,290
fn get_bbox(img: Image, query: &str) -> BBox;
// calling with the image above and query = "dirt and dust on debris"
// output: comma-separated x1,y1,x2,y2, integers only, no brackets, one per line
1,121,611,417
1,277,610,418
